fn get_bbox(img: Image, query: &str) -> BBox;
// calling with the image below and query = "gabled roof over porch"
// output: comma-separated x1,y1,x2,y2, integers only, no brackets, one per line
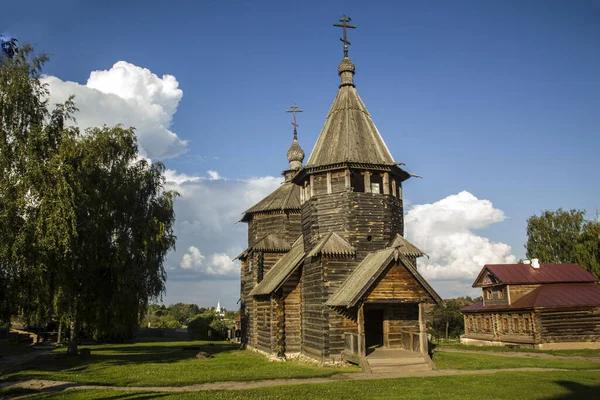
326,239,442,307
249,237,305,296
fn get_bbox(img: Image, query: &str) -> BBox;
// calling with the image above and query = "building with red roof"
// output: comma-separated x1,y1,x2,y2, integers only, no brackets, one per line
460,260,600,349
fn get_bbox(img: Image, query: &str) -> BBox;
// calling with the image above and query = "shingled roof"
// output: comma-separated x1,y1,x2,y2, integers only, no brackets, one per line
305,57,395,167
388,234,427,258
249,237,305,296
327,248,442,307
241,181,301,222
307,232,355,257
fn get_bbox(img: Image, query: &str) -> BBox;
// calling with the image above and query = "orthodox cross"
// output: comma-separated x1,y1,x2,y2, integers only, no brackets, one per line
286,103,303,137
333,15,356,57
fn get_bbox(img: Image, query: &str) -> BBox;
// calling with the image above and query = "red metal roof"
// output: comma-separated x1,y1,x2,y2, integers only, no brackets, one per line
461,283,600,313
476,263,597,286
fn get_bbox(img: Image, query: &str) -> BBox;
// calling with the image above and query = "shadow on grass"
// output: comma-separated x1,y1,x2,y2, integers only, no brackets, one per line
32,390,170,399
5,342,239,379
546,380,600,399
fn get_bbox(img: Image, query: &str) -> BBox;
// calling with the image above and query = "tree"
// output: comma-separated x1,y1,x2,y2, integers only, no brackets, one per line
430,300,464,340
0,46,177,354
526,208,599,278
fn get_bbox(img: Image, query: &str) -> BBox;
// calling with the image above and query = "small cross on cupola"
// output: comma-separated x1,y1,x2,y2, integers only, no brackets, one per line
334,16,357,87
286,103,305,171
333,15,356,58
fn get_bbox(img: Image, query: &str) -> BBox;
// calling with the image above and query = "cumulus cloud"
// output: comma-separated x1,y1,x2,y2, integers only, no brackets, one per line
406,191,516,282
42,61,187,159
180,246,205,269
164,169,282,285
207,170,220,180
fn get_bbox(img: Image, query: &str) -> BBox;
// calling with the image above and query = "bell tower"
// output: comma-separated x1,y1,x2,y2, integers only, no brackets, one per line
293,16,413,359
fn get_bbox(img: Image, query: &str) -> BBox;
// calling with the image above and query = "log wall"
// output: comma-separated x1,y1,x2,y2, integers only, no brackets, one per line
248,212,302,247
366,263,433,303
508,284,540,303
386,304,419,348
254,295,272,353
282,269,302,354
539,307,600,342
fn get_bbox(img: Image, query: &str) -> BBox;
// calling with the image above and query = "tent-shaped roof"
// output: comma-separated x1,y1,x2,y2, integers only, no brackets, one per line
305,57,396,168
327,248,442,307
241,181,301,222
462,283,600,313
388,234,427,258
249,237,305,296
472,263,597,287
307,232,355,257
234,234,292,260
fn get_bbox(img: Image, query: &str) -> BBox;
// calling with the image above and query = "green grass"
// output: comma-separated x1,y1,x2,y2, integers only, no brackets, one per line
0,340,37,357
4,340,358,387
434,342,600,358
433,351,600,370
14,371,600,399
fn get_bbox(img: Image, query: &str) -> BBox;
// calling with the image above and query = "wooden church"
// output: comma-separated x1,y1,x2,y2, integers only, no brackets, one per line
238,17,442,365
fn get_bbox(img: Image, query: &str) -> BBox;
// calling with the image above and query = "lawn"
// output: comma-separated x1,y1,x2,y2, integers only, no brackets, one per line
433,351,600,370
434,342,600,358
7,371,600,399
4,340,358,387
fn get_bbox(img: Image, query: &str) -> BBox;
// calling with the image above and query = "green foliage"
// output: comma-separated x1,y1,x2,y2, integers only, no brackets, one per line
0,46,177,347
142,303,205,329
188,310,233,340
526,208,600,277
430,300,465,340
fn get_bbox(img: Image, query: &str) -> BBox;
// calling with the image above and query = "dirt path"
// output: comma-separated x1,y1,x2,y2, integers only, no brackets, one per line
4,367,599,395
436,348,600,362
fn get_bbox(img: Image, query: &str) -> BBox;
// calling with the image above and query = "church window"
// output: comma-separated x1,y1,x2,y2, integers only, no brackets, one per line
486,290,492,300
351,172,365,192
502,318,508,332
498,288,504,299
257,254,264,283
524,318,530,332
370,174,383,194
513,317,519,332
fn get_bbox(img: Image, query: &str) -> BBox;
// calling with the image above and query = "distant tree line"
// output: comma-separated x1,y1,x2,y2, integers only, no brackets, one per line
141,303,238,340
429,296,480,340
0,46,177,354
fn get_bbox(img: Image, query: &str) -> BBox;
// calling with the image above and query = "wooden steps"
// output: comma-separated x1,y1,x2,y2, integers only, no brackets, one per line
365,348,433,374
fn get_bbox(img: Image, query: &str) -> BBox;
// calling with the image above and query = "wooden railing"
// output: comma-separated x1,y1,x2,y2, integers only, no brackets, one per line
399,329,421,352
342,333,365,364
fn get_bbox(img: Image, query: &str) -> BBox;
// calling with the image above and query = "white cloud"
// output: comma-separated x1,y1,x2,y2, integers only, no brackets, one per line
207,170,220,180
180,246,205,269
205,253,239,276
164,169,282,284
42,61,187,159
406,191,516,282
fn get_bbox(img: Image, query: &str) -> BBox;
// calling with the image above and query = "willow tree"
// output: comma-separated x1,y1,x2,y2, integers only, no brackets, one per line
0,45,58,326
0,46,177,354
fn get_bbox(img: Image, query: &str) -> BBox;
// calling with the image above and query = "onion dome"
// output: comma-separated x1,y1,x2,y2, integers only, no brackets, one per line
287,127,305,170
338,57,355,87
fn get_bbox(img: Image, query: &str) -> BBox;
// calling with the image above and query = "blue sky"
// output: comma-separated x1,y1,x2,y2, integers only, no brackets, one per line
4,0,599,308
